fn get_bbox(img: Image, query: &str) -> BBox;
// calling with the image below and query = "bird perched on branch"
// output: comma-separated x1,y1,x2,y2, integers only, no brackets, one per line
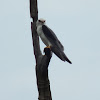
36,18,72,64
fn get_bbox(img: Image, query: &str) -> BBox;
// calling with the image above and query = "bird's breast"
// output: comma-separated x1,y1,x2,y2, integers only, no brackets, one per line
37,26,42,36
37,26,52,46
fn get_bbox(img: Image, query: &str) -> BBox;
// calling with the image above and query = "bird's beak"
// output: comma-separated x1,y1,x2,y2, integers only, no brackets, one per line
38,19,45,23
43,20,45,23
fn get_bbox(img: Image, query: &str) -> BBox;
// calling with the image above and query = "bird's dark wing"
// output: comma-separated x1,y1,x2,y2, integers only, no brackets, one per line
42,25,72,64
42,25,64,51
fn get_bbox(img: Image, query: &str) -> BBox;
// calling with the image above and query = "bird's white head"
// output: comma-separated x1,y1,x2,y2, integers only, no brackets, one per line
36,18,46,27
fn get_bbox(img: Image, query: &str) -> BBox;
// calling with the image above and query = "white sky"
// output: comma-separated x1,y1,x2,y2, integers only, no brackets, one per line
0,0,100,100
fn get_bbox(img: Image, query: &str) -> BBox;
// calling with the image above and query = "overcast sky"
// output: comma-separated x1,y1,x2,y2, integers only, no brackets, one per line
0,0,100,100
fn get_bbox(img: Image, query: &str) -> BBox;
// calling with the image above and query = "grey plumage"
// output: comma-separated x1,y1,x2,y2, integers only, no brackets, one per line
36,19,72,64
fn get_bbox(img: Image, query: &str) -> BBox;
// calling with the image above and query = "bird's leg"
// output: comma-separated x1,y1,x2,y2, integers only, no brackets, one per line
45,46,51,49
43,46,51,54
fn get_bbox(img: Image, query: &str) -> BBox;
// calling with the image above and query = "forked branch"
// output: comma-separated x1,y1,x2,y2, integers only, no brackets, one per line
30,0,52,99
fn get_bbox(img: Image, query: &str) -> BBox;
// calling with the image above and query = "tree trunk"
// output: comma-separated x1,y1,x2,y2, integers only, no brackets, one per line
30,0,52,100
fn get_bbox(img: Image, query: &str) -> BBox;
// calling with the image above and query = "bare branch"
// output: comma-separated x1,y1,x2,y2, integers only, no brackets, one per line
30,0,52,100
36,48,52,100
30,0,38,21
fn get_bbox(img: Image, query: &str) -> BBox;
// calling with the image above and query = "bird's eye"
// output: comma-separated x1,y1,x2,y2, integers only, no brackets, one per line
39,20,41,22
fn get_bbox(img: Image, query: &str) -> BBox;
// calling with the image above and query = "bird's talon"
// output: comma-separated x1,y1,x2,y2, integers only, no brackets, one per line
45,46,51,49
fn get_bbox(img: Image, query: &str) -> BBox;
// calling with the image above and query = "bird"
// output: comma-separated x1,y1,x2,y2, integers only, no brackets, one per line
36,18,72,64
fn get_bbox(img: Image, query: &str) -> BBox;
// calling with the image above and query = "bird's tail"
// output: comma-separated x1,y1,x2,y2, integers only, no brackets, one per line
51,47,72,64
62,52,72,64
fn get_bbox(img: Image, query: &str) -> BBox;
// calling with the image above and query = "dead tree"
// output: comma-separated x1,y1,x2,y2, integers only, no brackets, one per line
30,0,52,99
